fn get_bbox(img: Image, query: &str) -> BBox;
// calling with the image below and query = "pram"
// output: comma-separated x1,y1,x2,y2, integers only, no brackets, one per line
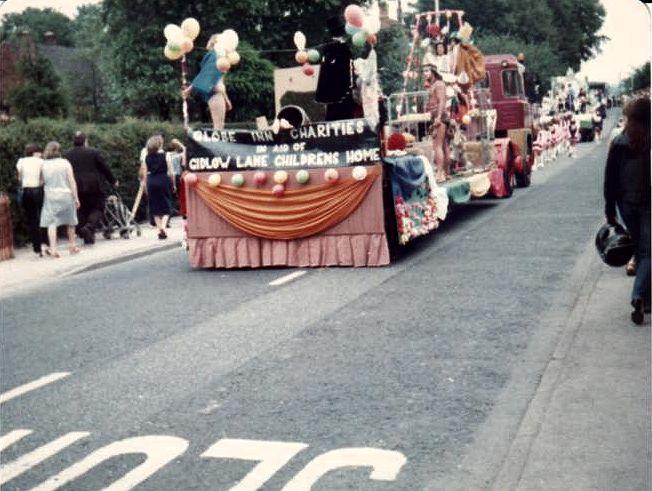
100,192,141,239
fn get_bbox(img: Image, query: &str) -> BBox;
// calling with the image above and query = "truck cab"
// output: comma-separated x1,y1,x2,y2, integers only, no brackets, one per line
482,54,532,138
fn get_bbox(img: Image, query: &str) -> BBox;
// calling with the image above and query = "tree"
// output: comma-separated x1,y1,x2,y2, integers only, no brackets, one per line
8,49,68,120
623,62,651,93
0,8,75,46
376,23,409,96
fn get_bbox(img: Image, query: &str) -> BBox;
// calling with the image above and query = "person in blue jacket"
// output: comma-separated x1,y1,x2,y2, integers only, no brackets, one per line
182,34,232,129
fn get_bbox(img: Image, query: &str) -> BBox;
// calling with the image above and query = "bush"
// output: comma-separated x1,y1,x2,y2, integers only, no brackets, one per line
0,118,184,246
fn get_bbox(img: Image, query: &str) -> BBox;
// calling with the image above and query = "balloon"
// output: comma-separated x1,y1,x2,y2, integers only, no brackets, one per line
345,23,362,36
462,114,472,126
181,17,200,41
293,31,306,51
272,184,285,197
221,29,239,51
273,170,288,184
344,4,364,28
295,50,308,65
216,57,231,73
227,51,240,65
367,34,377,46
164,44,183,61
302,63,315,76
180,37,194,54
231,173,245,187
253,171,267,186
208,173,221,187
324,168,339,183
307,49,321,63
164,24,182,41
352,31,367,47
296,169,310,184
352,166,368,181
184,172,198,187
215,47,227,58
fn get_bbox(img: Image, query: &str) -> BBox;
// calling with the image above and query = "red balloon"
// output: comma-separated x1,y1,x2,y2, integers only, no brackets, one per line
253,171,267,186
302,63,315,76
427,24,441,38
344,5,364,28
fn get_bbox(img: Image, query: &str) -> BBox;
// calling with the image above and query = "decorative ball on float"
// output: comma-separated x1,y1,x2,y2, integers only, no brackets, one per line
273,170,289,184
231,173,245,187
207,173,221,187
253,171,267,186
184,172,198,187
352,166,368,181
324,168,339,183
295,169,310,184
272,184,285,197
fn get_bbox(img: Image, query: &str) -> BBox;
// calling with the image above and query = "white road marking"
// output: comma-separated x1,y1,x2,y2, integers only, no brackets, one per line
0,429,33,452
0,372,71,405
201,439,308,491
268,271,306,286
282,448,407,490
0,432,89,485
31,435,189,491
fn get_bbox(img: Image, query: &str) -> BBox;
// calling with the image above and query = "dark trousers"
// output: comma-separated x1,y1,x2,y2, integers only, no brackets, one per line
78,192,105,237
21,187,47,253
619,201,651,303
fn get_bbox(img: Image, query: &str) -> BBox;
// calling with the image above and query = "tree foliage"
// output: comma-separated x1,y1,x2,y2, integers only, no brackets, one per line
0,7,75,46
376,23,409,96
8,50,68,121
623,62,651,93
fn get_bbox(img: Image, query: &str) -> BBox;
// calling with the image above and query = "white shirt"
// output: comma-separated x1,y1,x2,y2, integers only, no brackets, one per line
16,156,43,188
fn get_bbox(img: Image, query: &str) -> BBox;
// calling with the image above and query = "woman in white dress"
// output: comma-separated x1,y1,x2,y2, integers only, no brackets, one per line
40,141,81,257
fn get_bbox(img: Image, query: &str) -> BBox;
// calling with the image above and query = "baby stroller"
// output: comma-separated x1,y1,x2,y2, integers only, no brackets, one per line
101,192,141,239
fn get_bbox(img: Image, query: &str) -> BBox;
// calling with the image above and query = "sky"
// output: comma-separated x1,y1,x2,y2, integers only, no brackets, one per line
0,0,650,84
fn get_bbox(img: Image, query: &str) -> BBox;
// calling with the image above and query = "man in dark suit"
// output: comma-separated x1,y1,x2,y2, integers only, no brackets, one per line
64,132,118,244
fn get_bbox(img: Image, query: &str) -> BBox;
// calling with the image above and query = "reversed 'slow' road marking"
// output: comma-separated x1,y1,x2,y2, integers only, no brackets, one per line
269,271,306,287
0,372,71,405
0,431,90,485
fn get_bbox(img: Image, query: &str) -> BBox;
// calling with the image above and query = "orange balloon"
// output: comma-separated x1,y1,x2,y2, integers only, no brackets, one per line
295,50,308,65
367,34,377,46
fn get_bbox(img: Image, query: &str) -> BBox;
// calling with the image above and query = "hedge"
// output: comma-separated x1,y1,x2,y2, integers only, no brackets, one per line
0,118,184,246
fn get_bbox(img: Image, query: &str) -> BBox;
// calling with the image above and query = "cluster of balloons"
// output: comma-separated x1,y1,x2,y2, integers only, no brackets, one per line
164,18,200,61
293,31,320,77
213,29,241,73
344,4,380,48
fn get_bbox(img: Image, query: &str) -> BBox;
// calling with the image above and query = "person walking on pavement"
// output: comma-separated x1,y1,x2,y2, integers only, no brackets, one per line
16,143,48,256
64,132,118,244
166,139,186,215
40,141,81,257
140,136,175,239
604,96,651,324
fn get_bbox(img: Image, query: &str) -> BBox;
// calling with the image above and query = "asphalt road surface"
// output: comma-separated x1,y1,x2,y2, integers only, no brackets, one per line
1,116,616,490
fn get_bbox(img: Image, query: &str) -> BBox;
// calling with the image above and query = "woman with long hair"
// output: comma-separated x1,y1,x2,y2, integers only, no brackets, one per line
604,96,651,324
40,141,80,257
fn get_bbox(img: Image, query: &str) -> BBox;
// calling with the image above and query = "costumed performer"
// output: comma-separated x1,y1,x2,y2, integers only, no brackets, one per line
182,34,232,129
315,16,355,121
425,66,449,182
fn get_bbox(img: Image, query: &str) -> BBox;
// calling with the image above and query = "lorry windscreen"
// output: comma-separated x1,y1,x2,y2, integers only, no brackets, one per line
502,69,524,98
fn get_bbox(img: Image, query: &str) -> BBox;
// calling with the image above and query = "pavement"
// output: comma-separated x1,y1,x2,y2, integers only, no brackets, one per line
0,218,183,298
0,110,649,490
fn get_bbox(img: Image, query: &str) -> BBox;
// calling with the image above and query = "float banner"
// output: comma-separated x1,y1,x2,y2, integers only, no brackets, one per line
186,119,380,172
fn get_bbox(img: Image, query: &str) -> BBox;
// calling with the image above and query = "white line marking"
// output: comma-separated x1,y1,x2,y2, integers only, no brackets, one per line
269,271,306,287
31,435,189,491
0,430,33,452
0,372,71,405
201,439,308,491
0,432,89,485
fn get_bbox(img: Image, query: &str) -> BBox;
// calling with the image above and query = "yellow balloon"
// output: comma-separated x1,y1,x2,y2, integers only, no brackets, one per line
227,51,240,65
164,45,183,61
216,57,231,73
181,17,200,41
208,173,221,187
164,24,182,41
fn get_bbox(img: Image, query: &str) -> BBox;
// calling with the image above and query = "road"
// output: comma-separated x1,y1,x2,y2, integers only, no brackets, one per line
0,117,623,490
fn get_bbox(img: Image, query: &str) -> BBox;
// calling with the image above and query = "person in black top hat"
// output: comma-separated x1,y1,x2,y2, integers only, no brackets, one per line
315,16,355,121
64,132,118,244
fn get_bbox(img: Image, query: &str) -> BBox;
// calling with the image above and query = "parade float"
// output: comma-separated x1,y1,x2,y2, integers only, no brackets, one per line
169,5,533,269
